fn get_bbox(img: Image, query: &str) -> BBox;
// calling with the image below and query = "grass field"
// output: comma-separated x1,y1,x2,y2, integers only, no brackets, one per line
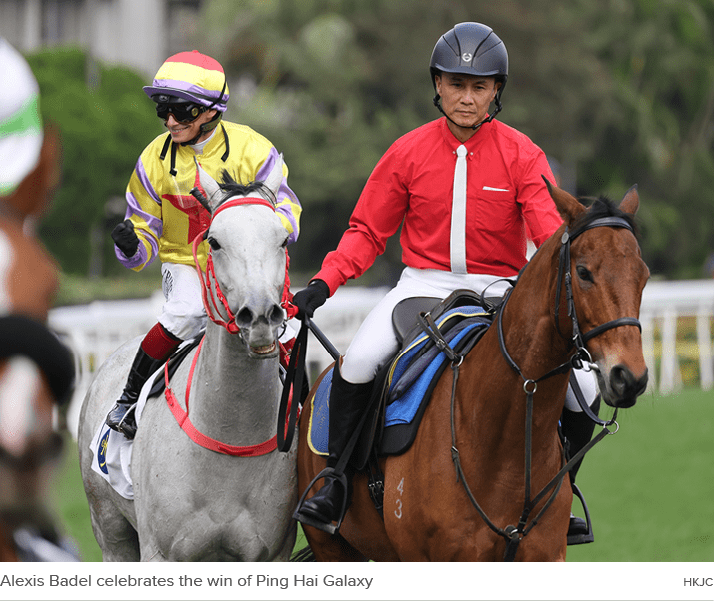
50,388,712,562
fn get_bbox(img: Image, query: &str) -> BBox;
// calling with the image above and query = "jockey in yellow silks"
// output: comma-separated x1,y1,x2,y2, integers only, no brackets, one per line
106,51,301,438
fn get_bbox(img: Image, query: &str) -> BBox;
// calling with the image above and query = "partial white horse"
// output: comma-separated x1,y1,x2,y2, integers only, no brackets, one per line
77,159,298,561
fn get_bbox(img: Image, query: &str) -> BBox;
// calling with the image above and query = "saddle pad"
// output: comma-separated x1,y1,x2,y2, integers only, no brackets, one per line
307,306,490,458
385,319,487,426
89,365,163,500
307,367,333,456
385,305,490,422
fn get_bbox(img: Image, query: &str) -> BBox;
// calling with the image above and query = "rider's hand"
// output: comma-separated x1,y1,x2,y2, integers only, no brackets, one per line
293,279,330,320
111,219,140,258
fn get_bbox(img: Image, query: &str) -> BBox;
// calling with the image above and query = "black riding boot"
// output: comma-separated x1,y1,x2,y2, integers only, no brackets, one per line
105,347,166,439
561,396,600,545
294,364,373,534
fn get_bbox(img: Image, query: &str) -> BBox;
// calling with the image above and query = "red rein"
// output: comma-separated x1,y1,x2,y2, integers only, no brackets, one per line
166,197,297,456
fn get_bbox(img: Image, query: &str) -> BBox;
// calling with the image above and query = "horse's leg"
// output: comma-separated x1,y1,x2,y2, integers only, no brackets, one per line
85,491,140,561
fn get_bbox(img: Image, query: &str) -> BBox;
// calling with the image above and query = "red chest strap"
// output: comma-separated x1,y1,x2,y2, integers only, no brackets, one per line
164,337,294,457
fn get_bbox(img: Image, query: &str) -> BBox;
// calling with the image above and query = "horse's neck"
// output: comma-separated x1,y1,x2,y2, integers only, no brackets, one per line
501,247,571,378
465,245,571,461
188,324,280,443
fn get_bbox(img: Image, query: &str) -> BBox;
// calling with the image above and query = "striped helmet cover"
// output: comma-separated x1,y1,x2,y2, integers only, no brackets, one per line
143,50,229,113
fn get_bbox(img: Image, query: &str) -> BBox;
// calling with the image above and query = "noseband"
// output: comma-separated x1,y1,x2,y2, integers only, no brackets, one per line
498,215,642,423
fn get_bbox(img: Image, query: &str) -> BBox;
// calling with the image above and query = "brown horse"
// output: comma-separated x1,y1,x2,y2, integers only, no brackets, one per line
0,125,76,561
296,181,649,561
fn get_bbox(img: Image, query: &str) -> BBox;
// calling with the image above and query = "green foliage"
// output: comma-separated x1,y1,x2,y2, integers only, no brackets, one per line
26,48,162,276
200,0,714,281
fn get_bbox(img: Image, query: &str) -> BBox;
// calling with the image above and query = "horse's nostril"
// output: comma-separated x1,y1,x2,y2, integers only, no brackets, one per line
269,304,284,325
236,307,254,326
610,364,631,389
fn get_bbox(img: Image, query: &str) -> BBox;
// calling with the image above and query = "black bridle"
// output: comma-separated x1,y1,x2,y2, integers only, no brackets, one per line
446,215,642,560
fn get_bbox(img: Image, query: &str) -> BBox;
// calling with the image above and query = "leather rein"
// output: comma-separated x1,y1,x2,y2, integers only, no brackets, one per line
427,216,641,560
164,196,297,457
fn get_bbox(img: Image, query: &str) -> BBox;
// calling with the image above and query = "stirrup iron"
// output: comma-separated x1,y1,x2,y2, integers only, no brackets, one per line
293,466,350,535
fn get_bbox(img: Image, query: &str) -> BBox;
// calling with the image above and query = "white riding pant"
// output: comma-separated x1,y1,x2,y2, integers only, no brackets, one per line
158,263,207,341
340,267,598,412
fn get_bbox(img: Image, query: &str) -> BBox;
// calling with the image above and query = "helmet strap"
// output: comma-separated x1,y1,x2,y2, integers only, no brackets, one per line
432,85,504,132
181,78,228,146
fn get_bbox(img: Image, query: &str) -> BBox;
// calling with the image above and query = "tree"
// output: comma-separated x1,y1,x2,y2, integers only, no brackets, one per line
201,0,714,280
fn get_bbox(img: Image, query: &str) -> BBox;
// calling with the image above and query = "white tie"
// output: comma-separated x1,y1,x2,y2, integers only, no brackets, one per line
450,144,468,274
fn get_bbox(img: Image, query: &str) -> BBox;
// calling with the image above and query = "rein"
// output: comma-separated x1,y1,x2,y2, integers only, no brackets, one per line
165,195,297,457
440,216,641,560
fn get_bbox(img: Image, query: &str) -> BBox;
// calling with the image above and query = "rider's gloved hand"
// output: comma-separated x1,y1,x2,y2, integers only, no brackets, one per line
293,279,330,320
111,219,140,257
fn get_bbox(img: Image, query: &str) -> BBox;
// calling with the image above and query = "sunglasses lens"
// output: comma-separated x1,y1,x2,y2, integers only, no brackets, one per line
156,104,202,123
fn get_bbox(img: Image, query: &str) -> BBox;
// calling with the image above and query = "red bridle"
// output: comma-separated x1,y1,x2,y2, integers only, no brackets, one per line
191,197,297,334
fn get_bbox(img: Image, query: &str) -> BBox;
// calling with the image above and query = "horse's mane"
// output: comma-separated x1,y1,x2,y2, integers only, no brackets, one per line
216,169,276,206
572,196,639,238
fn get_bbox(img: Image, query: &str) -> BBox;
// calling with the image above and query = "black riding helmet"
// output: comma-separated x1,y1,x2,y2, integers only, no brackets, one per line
430,22,509,127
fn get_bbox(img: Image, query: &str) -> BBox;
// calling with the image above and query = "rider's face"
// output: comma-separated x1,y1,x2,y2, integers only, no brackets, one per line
164,109,217,144
435,73,500,141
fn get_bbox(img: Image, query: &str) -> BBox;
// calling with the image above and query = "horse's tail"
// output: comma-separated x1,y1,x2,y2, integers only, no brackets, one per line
290,545,316,562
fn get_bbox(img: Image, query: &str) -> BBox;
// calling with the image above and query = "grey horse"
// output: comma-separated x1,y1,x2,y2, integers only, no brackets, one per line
77,160,298,561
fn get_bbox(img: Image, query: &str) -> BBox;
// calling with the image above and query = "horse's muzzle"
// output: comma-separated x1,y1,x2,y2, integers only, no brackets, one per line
605,364,649,408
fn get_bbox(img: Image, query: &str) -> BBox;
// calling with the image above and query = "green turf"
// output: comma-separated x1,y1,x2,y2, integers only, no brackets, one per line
566,388,713,561
51,388,712,562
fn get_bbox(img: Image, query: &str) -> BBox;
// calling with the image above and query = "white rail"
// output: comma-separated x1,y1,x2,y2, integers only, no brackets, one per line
50,281,714,437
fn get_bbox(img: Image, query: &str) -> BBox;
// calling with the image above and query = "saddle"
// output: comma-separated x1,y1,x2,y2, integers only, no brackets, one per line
307,289,497,468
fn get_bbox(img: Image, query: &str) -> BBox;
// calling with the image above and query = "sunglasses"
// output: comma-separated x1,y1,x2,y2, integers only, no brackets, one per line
155,103,204,124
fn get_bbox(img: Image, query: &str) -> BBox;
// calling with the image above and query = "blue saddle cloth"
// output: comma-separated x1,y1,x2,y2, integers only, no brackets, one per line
307,305,490,456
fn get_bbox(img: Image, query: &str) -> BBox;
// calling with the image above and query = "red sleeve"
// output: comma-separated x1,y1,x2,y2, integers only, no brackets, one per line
314,145,409,294
517,148,563,247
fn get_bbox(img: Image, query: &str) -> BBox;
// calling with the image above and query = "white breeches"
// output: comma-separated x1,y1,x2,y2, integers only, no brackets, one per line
157,263,207,341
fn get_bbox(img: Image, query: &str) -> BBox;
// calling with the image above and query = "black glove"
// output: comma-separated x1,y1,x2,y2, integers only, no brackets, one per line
292,279,330,319
111,219,140,257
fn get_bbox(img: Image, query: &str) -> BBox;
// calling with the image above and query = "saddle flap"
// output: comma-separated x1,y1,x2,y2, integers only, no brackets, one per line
392,297,441,344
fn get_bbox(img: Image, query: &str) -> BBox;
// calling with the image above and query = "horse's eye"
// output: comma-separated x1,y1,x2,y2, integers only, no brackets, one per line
208,236,221,250
576,265,593,282
281,237,289,249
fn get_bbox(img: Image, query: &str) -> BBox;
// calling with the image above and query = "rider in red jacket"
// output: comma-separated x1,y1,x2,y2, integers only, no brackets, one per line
292,22,599,545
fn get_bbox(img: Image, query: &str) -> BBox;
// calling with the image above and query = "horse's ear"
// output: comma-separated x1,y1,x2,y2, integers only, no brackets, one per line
194,159,222,211
620,184,639,215
263,154,285,198
542,175,586,225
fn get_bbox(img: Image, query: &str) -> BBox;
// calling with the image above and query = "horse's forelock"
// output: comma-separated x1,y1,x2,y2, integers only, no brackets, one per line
215,169,275,207
573,196,638,238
